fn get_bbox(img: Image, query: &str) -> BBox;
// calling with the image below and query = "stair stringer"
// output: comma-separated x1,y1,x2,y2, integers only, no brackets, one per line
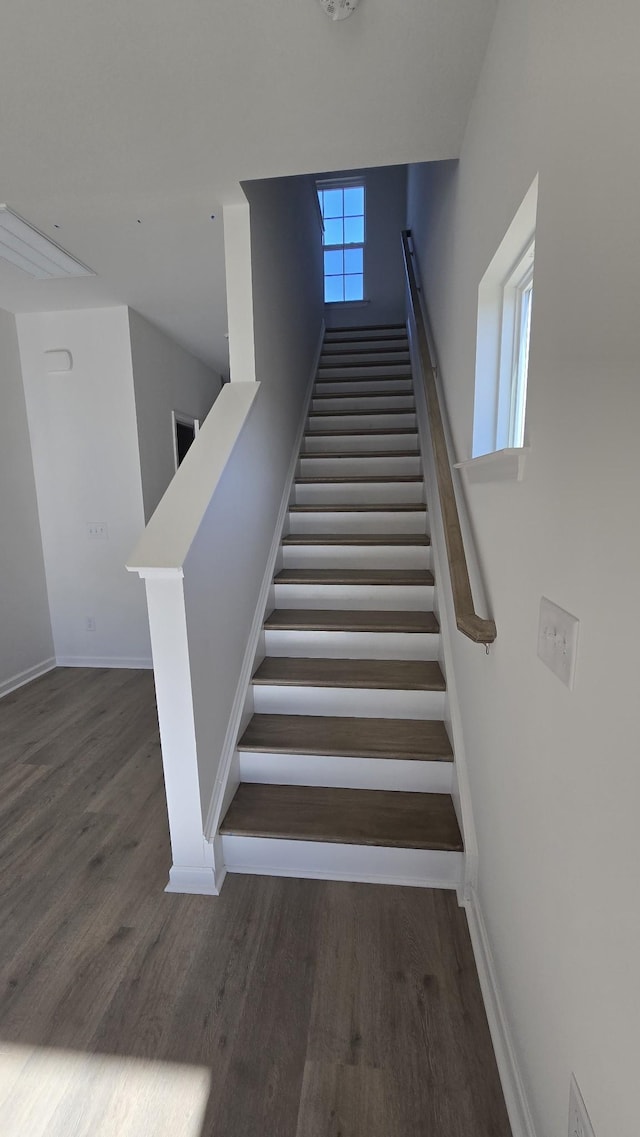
407,318,480,904
203,322,325,847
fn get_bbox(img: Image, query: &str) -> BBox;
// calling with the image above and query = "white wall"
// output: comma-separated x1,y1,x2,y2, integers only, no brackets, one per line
18,307,151,667
407,3,640,1136
0,308,54,692
324,164,407,329
128,310,222,522
185,173,324,816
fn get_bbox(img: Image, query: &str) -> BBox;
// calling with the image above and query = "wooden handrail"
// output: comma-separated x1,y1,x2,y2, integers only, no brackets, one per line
401,230,497,645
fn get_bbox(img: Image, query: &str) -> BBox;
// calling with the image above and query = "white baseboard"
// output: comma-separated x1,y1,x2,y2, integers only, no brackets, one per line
204,321,326,841
0,657,56,699
55,656,153,669
165,865,222,896
465,888,537,1137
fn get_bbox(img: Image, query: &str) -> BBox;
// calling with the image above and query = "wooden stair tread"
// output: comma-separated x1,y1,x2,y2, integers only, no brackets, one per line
309,407,414,418
252,657,445,691
295,475,423,484
220,783,462,851
326,323,406,333
238,713,452,760
301,449,420,459
319,359,410,369
274,568,434,585
312,389,415,400
306,427,417,437
282,532,430,546
264,609,439,633
315,375,412,384
321,345,411,356
289,503,426,513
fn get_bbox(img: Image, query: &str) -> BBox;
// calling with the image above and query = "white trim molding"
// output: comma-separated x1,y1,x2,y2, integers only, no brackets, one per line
464,888,537,1137
55,656,153,669
0,657,56,699
455,447,529,484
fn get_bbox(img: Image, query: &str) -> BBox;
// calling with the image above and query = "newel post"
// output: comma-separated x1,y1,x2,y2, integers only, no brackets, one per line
137,568,220,895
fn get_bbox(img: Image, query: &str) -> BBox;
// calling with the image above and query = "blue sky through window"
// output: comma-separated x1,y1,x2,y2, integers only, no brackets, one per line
318,184,365,303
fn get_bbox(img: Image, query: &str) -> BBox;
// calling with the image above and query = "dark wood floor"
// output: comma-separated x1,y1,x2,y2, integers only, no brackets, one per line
0,668,511,1137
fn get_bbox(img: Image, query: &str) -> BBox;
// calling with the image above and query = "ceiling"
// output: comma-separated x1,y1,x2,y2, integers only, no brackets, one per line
0,0,496,373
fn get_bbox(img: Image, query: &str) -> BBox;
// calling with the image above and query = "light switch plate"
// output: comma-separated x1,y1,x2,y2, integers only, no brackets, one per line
87,522,108,540
569,1074,596,1137
537,597,579,688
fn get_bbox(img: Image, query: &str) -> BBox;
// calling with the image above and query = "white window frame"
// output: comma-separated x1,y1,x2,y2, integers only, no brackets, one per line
317,177,366,305
496,241,535,450
472,176,538,464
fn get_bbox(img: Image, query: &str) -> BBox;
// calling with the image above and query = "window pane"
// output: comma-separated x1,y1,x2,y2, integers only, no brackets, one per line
344,186,364,217
345,274,364,301
322,189,343,219
323,218,343,246
344,247,363,274
344,216,364,244
324,249,343,275
317,190,324,215
325,275,344,303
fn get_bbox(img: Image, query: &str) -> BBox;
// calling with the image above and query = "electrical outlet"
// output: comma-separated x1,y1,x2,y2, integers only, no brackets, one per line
86,617,96,632
569,1074,596,1137
87,522,108,540
537,597,579,688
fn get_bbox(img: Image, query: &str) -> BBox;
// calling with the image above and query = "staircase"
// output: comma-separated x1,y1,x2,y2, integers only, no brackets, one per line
219,323,464,889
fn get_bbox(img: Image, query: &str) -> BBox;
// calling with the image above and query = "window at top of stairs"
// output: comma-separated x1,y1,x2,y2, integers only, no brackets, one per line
317,180,365,304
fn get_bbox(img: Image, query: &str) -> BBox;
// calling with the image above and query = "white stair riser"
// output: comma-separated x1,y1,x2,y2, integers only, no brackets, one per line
308,412,416,432
299,455,421,477
294,481,424,505
315,379,414,396
281,544,430,570
312,394,415,412
323,340,409,353
303,432,418,454
252,684,446,720
287,510,427,535
264,628,439,660
273,583,434,611
238,751,453,794
222,835,463,890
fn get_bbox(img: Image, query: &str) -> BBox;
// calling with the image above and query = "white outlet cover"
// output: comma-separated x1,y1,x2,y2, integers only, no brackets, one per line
537,597,579,689
569,1074,596,1137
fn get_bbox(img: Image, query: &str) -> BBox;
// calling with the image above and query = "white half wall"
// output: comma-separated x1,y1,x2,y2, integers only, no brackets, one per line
185,172,324,816
323,164,408,329
0,307,54,692
128,309,222,522
407,2,640,1136
18,307,151,667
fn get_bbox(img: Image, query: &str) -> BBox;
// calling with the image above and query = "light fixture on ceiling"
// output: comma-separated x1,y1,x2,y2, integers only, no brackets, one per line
0,205,94,279
316,0,361,20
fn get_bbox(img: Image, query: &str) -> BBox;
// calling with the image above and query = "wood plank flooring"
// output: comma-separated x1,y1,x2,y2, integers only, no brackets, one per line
0,668,511,1137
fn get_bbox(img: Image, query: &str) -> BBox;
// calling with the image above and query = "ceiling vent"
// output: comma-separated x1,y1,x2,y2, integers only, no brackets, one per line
0,205,94,279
